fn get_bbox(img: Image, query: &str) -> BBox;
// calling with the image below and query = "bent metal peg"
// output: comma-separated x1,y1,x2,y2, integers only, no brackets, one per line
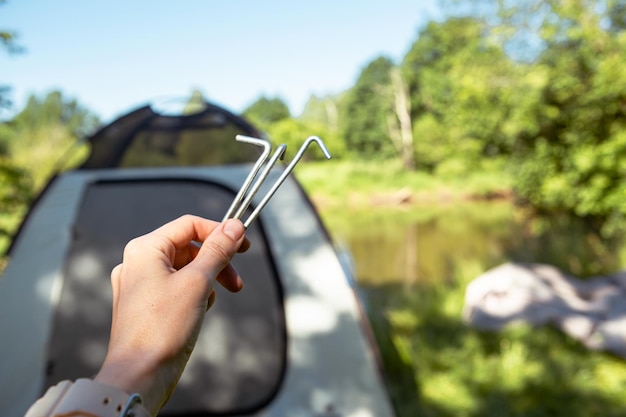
222,135,272,221
224,135,332,229
232,144,287,221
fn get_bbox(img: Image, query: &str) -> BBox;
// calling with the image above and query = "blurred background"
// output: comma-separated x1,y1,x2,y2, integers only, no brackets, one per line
4,0,626,416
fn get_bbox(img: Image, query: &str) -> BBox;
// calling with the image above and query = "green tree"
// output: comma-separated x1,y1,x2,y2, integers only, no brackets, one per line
300,94,341,133
608,0,626,31
0,3,31,256
340,56,398,160
265,117,345,161
0,0,23,112
7,90,100,188
242,96,291,131
182,89,207,115
298,94,347,160
504,0,626,236
402,17,516,176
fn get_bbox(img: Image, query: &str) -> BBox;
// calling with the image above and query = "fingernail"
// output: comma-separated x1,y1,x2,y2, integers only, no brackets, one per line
223,219,245,241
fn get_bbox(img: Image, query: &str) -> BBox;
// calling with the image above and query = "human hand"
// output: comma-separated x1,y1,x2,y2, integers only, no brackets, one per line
94,215,250,415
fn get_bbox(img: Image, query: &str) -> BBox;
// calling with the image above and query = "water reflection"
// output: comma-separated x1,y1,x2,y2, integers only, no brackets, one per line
321,201,623,285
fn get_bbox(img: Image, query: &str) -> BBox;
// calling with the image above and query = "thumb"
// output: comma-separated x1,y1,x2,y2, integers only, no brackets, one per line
190,219,246,282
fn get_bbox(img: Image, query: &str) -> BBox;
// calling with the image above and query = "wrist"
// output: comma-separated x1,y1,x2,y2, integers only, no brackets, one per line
25,378,150,417
95,351,165,416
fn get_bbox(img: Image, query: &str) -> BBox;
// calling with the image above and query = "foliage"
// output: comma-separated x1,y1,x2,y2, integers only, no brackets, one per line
265,117,346,161
340,56,398,160
4,90,99,187
0,26,22,55
495,0,626,237
0,155,30,225
386,0,626,236
402,18,517,173
299,94,342,133
244,94,347,161
13,91,99,137
0,0,23,112
242,95,291,132
0,4,31,249
182,89,207,115
0,91,99,256
0,154,30,258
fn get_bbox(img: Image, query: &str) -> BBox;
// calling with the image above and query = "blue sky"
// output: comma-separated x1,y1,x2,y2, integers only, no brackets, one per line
1,1,440,122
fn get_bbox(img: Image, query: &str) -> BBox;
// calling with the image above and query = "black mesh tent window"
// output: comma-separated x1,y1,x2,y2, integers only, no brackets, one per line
80,103,263,169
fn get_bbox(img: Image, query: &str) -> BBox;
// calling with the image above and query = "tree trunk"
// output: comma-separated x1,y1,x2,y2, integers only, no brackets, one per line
390,68,416,170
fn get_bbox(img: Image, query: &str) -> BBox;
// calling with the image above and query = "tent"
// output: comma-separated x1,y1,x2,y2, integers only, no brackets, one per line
0,101,395,417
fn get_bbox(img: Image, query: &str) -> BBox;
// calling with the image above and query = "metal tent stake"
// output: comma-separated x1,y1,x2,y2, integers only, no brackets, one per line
224,134,332,229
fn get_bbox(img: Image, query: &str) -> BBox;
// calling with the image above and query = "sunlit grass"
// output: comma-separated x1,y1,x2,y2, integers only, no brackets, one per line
361,264,626,417
295,159,511,210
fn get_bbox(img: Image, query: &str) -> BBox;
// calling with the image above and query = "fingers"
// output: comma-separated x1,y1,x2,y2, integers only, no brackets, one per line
205,264,243,313
173,231,249,271
121,216,248,295
172,243,201,270
187,219,246,283
110,264,123,300
216,263,244,292
152,215,221,251
152,215,250,255
238,236,251,253
111,263,123,280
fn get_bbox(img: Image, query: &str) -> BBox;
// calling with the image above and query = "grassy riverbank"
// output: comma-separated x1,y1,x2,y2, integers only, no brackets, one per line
295,161,626,417
295,159,513,210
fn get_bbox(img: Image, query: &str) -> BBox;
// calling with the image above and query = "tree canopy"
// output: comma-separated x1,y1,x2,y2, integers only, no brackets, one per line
242,96,291,131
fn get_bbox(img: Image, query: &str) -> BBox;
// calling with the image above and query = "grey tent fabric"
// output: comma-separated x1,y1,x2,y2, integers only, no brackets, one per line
0,167,397,417
47,180,286,415
463,262,626,358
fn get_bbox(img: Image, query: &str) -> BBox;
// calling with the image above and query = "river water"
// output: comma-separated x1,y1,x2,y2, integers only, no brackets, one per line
319,201,624,286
